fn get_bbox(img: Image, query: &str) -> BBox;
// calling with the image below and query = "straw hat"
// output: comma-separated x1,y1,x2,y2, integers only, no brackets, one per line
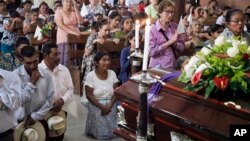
45,111,66,137
13,121,46,141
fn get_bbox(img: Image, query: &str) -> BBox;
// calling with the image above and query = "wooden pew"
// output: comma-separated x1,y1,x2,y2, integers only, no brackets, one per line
203,17,217,26
67,33,90,95
95,40,125,71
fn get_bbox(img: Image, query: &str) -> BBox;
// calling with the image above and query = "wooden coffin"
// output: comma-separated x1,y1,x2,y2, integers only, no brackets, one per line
114,69,250,141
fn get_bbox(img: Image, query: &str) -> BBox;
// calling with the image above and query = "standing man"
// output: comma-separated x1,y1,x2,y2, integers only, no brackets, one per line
14,46,54,141
81,0,106,22
0,69,22,141
39,42,74,141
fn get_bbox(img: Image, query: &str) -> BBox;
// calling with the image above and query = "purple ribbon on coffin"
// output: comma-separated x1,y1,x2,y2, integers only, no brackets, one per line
148,71,181,105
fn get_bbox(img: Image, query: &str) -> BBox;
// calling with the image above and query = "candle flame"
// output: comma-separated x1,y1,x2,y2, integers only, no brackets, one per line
146,18,150,26
136,20,140,25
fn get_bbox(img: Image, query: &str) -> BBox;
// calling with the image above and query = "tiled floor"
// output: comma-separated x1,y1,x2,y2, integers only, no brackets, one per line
63,95,123,141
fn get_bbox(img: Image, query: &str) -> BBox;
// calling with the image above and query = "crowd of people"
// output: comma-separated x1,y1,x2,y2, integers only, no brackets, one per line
1,0,250,140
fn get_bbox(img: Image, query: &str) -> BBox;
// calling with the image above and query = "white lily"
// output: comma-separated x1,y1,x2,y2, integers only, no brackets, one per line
195,63,210,73
188,56,201,66
240,41,247,45
227,46,239,57
200,47,212,55
184,64,196,79
232,40,241,48
247,46,250,53
214,36,225,46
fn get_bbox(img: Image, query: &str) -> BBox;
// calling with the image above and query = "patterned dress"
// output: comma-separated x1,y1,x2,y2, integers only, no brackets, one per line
0,53,21,71
81,33,113,82
81,33,99,82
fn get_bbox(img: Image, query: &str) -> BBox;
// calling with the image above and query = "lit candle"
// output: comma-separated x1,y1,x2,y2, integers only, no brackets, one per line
142,18,150,71
135,20,140,49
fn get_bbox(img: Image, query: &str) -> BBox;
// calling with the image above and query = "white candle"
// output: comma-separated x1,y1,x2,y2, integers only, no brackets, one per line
135,20,140,49
195,0,197,3
142,19,150,71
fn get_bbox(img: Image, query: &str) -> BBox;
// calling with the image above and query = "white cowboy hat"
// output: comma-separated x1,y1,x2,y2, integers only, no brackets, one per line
13,121,46,141
45,111,66,137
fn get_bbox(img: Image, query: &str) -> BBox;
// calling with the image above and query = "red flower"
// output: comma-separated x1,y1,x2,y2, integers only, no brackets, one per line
43,35,49,39
191,72,202,85
213,76,229,91
242,53,249,61
245,72,250,78
83,20,90,27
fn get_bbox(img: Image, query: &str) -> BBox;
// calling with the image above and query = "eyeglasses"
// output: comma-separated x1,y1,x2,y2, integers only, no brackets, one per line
230,20,246,24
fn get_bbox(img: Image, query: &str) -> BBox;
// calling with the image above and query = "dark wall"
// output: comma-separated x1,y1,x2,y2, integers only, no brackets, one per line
201,0,250,11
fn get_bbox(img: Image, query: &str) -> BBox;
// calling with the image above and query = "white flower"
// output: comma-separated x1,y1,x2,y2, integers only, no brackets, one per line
214,36,225,46
226,39,232,43
232,40,241,48
195,63,210,73
227,47,239,57
200,47,212,55
184,64,195,79
247,46,250,53
240,41,247,45
188,56,200,66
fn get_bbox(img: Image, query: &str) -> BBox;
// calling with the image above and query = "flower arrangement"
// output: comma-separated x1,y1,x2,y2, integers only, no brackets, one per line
178,36,250,99
80,20,91,32
114,31,126,40
40,23,53,38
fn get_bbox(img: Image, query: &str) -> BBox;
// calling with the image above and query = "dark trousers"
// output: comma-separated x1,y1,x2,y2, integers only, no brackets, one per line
0,129,14,141
40,119,50,141
49,134,65,141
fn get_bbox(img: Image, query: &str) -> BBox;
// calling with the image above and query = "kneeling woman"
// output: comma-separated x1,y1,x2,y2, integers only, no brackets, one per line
84,51,118,139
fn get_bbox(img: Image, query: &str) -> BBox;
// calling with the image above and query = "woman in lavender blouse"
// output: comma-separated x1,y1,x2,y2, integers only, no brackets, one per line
149,0,185,70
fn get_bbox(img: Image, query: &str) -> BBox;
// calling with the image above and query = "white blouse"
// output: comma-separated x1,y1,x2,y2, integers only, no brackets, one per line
85,70,118,100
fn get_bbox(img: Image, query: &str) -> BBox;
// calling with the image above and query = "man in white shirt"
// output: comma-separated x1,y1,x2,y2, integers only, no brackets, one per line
31,0,56,9
0,69,22,141
81,0,106,21
106,0,115,7
125,0,141,7
14,46,54,141
216,6,231,26
39,42,74,141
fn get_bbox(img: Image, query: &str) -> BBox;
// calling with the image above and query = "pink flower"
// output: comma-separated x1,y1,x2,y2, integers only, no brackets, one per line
191,72,202,85
213,76,229,91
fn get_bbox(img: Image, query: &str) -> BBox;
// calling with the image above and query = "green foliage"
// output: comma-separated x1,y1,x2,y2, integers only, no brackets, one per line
179,36,250,99
114,31,126,39
41,23,53,36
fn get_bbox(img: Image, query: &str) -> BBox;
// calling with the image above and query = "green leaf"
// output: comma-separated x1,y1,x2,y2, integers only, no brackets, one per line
204,80,215,99
178,71,190,83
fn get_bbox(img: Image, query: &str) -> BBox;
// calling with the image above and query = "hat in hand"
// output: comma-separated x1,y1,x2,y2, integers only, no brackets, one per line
13,121,46,141
45,111,66,137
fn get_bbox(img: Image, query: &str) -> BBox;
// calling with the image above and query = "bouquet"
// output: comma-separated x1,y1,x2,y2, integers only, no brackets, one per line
178,36,250,99
114,31,126,40
41,23,53,39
